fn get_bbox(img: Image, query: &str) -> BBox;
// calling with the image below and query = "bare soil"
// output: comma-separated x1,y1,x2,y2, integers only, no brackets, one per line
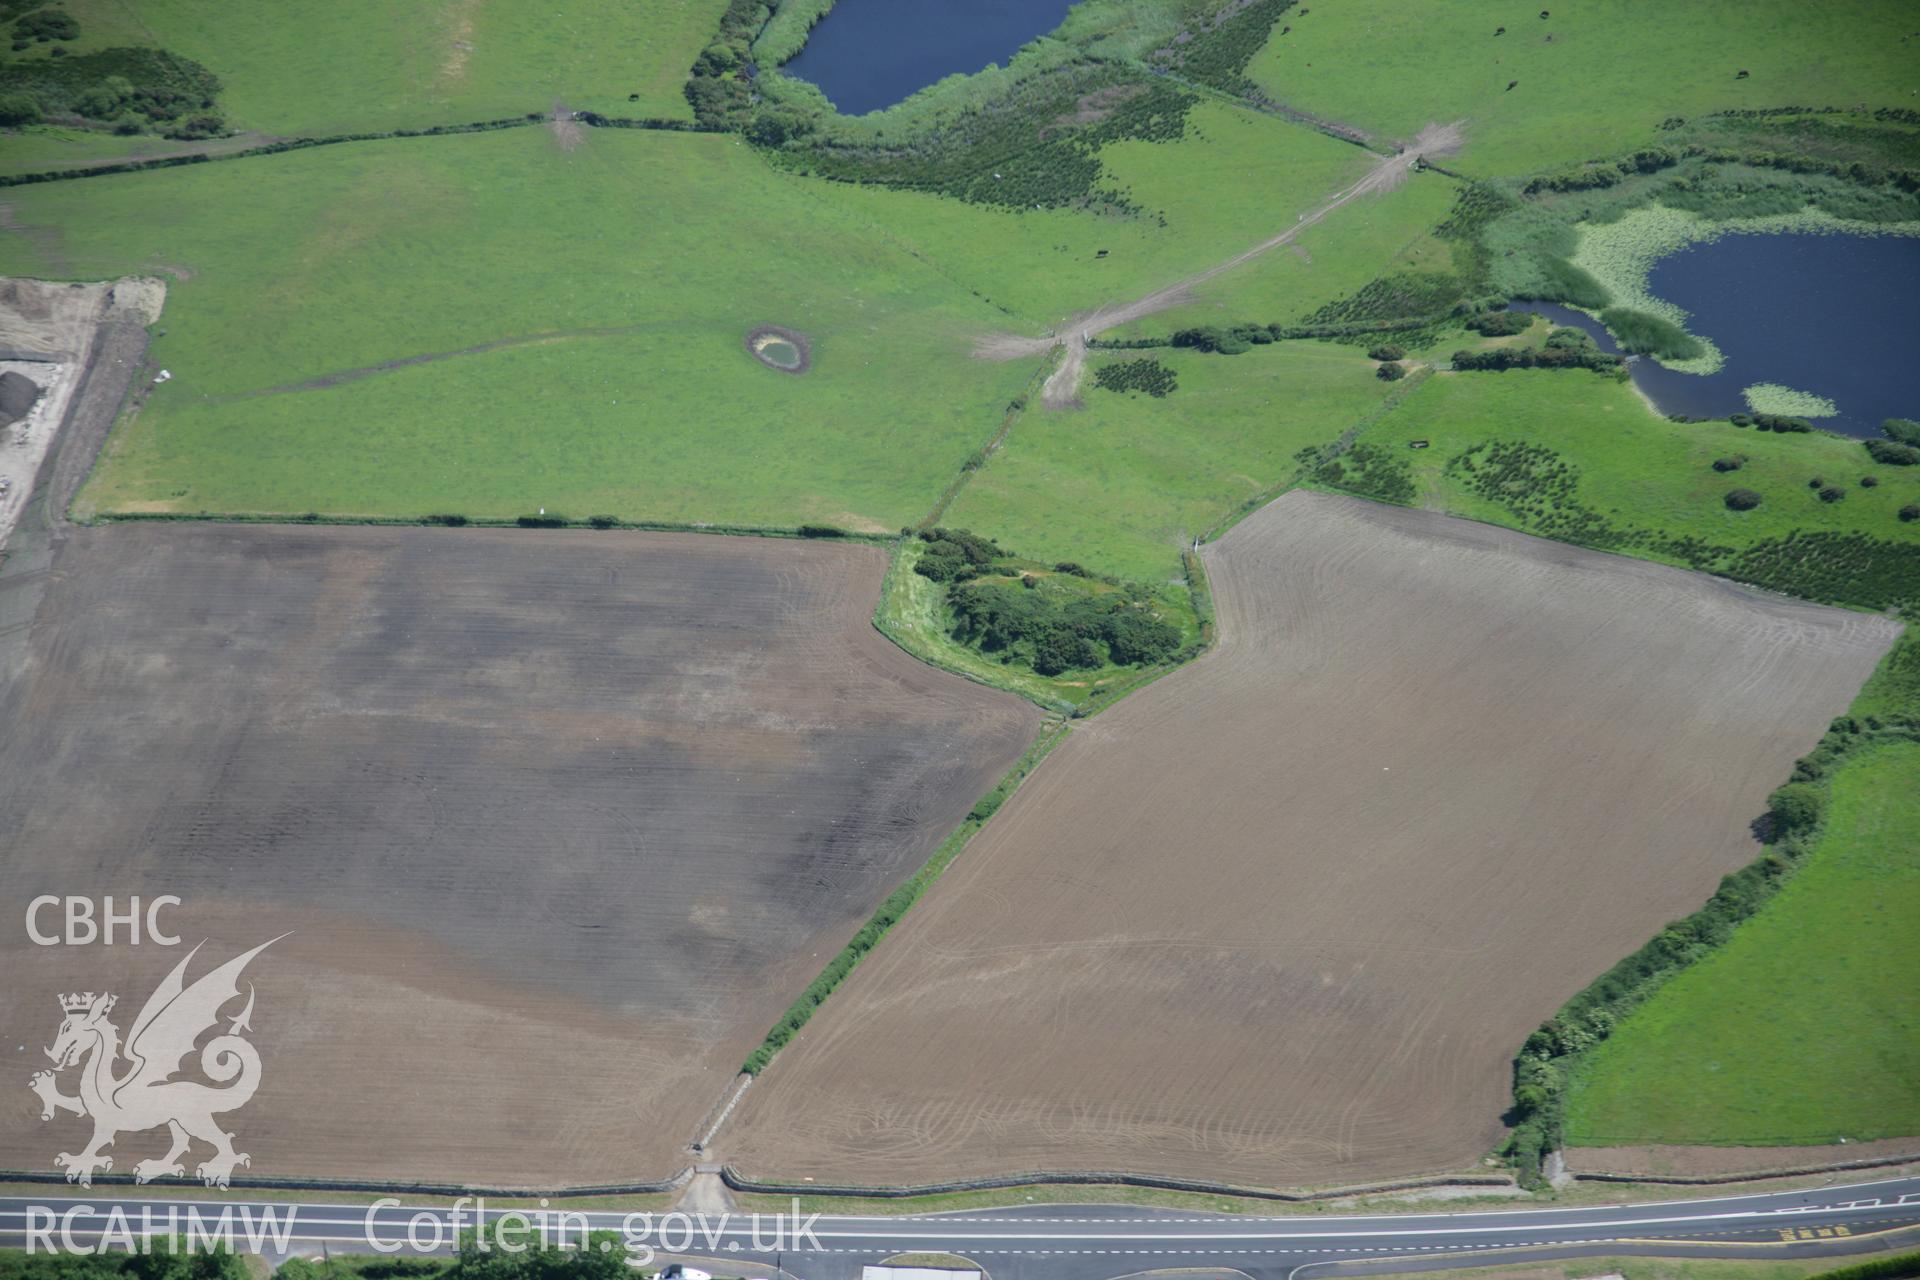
717,491,1898,1189
549,102,584,152
1567,1140,1920,1180
0,277,163,550
0,523,1040,1187
976,123,1463,408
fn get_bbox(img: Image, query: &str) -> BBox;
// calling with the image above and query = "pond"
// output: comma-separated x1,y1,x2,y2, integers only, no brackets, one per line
779,0,1080,116
1520,231,1920,439
758,339,802,367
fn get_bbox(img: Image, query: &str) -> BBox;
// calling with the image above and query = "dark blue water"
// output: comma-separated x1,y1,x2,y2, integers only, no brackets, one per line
780,0,1080,116
1521,232,1920,439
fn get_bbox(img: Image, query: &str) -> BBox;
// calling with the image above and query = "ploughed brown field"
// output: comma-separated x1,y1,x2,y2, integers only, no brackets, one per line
0,523,1040,1187
719,491,1900,1189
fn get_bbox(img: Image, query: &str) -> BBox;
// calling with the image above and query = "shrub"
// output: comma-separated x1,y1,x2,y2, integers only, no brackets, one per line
1767,782,1825,833
1376,360,1406,381
1367,343,1407,361
1451,346,1621,373
0,91,40,126
1883,418,1920,447
1092,357,1177,397
586,514,619,529
1904,503,1920,523
13,9,79,41
1597,307,1705,360
1711,457,1743,473
516,513,567,528
1724,488,1762,510
1809,477,1826,489
1313,443,1416,505
797,523,845,538
1865,438,1920,466
421,513,469,526
1464,310,1529,337
1861,475,1879,488
1819,485,1846,503
967,790,1006,823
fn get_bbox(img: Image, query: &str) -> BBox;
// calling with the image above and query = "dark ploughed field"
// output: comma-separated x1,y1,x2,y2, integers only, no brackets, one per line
0,522,1040,1186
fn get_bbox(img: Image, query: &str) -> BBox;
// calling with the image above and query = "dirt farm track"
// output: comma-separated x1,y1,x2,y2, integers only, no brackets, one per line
0,523,1039,1187
718,491,1900,1188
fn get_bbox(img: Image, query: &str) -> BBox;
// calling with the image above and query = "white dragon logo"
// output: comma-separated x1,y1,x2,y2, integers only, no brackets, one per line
28,937,283,1188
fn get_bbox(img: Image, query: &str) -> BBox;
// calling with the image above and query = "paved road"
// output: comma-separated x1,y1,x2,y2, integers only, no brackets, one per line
4,1177,1917,1280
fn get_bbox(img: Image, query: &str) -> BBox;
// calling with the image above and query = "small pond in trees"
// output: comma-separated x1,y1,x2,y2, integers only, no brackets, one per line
780,0,1080,116
1519,231,1920,439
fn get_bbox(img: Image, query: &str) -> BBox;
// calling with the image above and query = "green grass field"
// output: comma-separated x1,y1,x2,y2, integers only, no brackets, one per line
1563,738,1920,1146
1244,0,1920,177
0,127,1034,530
58,0,724,133
0,126,276,176
945,341,1394,581
795,99,1409,329
1347,370,1920,559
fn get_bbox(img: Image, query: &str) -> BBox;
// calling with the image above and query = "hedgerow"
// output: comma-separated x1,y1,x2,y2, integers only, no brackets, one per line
742,721,1069,1075
1504,668,1920,1183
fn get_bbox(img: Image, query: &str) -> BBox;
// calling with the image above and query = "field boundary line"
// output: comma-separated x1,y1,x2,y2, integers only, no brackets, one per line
721,715,1070,1086
87,510,894,542
0,112,721,191
719,1165,1517,1204
919,359,1055,531
198,325,659,402
0,1167,690,1198
1196,364,1432,550
1573,1152,1920,1187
